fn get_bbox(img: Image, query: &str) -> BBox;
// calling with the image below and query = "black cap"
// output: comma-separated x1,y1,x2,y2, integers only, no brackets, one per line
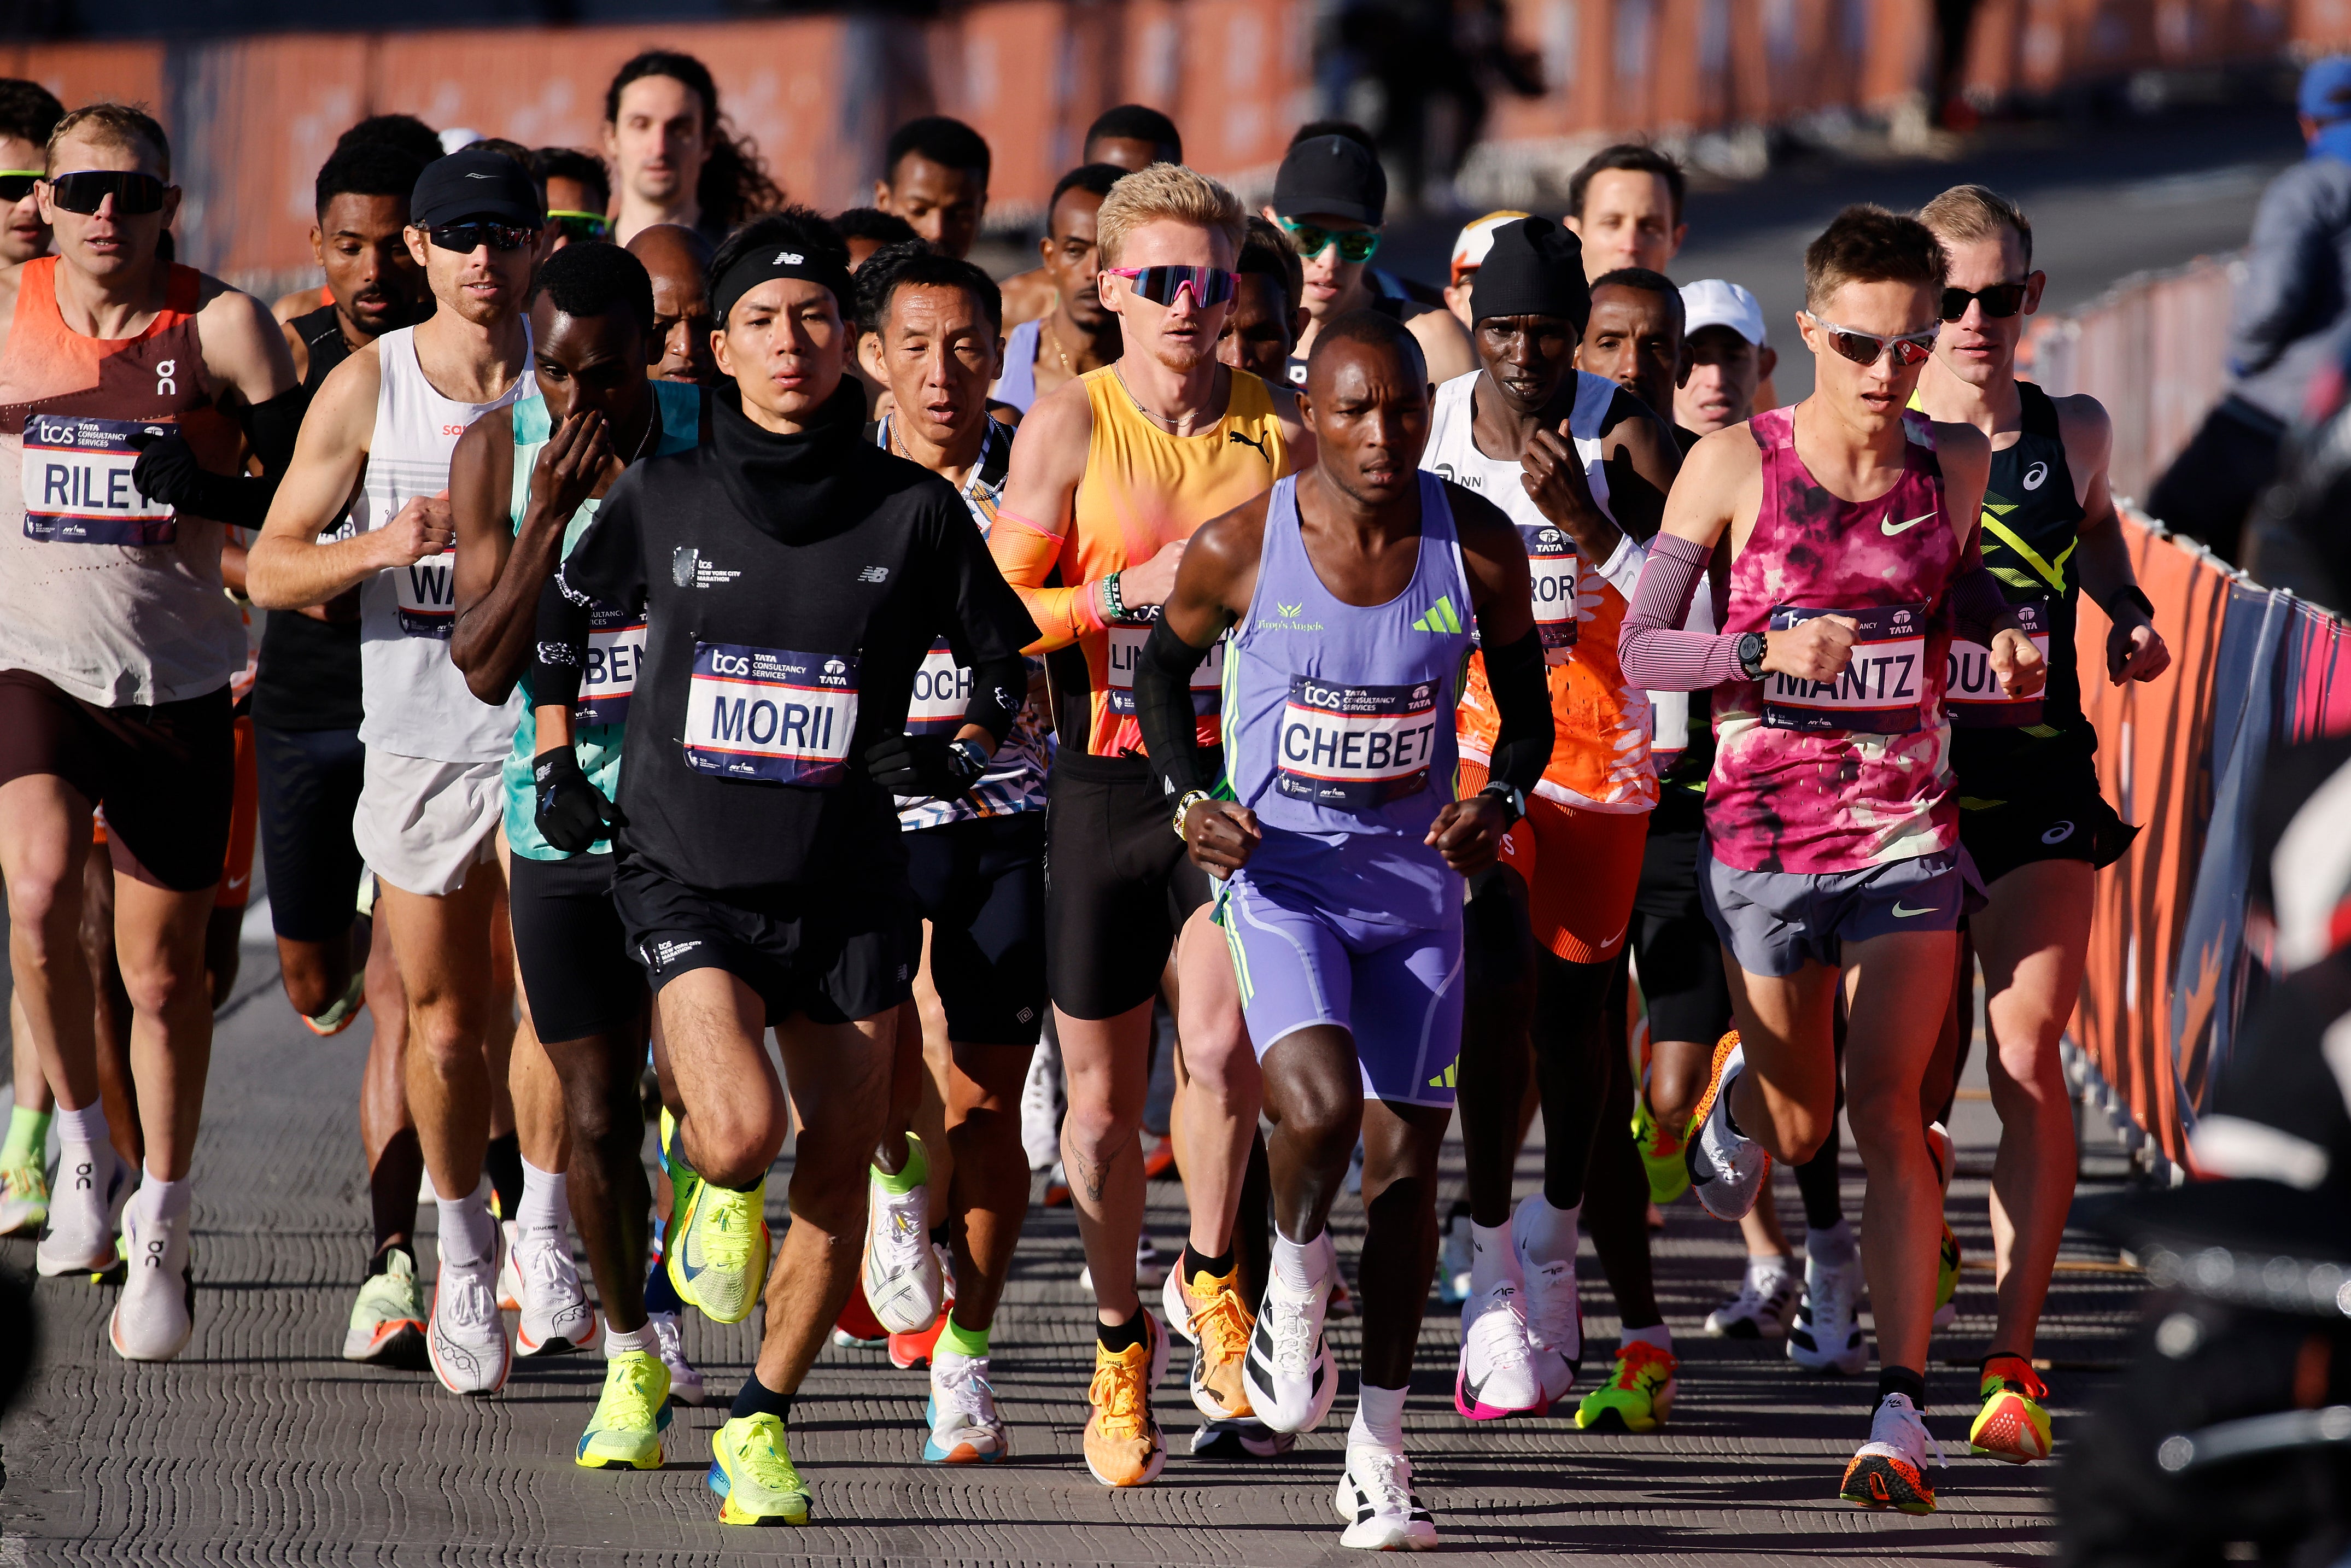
1471,217,1590,328
1272,134,1385,226
410,147,544,229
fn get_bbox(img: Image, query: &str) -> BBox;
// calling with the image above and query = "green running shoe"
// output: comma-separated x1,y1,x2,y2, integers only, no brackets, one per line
1630,1092,1691,1206
1573,1341,1679,1433
668,1175,768,1326
1933,1221,1962,1329
577,1349,673,1470
342,1247,428,1366
708,1412,811,1525
0,1155,49,1237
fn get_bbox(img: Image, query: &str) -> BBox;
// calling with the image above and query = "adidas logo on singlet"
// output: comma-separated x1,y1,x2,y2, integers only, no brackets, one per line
1412,597,1463,634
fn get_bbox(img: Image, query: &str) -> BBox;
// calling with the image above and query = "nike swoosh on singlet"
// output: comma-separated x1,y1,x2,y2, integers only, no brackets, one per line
1881,511,1936,535
1891,902,1938,917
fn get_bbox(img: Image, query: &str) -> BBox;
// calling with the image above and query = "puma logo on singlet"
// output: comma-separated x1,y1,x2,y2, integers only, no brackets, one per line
1227,430,1272,464
1881,510,1935,536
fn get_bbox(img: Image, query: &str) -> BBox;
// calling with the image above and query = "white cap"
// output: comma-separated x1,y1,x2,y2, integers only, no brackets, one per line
1450,210,1534,283
1680,278,1767,347
438,127,484,155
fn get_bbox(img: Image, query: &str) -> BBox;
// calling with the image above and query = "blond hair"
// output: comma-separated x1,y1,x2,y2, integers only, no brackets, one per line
1095,162,1245,270
46,102,171,179
1917,183,2032,267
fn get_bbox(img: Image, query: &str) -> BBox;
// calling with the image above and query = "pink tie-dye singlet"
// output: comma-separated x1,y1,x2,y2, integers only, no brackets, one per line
1707,407,1962,874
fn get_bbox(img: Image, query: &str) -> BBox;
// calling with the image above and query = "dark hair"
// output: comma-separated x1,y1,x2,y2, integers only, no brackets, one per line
1305,306,1424,382
530,147,610,210
1589,265,1685,323
1566,143,1685,224
1048,162,1126,223
885,115,991,184
1803,203,1947,314
855,239,1003,337
336,113,443,167
1085,104,1182,163
0,79,65,150
604,51,784,233
709,206,850,309
469,136,531,166
528,239,654,334
1238,214,1303,315
833,207,920,249
1290,119,1376,151
315,143,427,221
46,102,170,179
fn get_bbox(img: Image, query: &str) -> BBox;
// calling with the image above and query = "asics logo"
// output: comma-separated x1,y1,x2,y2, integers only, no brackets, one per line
2040,820,2075,845
2023,460,2049,491
1890,902,1938,918
1881,511,1936,536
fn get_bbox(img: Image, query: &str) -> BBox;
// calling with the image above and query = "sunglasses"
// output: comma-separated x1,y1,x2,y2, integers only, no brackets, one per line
1937,280,2030,321
1278,217,1382,264
1803,312,1938,370
428,220,540,254
1107,265,1238,309
47,170,167,215
549,209,610,243
0,171,39,202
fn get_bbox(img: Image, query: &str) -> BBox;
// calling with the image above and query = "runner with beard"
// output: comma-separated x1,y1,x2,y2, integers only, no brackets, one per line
272,115,444,325
627,223,716,385
1216,217,1306,385
873,118,991,262
990,164,1124,415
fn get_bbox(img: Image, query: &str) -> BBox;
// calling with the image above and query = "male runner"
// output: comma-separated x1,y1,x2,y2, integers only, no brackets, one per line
1441,210,1533,329
0,103,301,1361
530,148,613,249
1619,203,2042,1512
873,117,990,261
837,208,920,270
249,148,546,1396
991,162,1309,1485
273,114,445,324
1564,145,1685,281
1580,267,1686,428
1217,217,1306,384
1913,183,2167,1464
549,208,1033,1524
625,223,715,385
1139,311,1550,1548
990,164,1123,414
603,51,780,244
1420,218,1681,1430
999,106,1180,325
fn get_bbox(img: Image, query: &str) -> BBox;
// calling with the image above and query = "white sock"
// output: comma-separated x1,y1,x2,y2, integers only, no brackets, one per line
1468,1221,1521,1295
1747,1253,1796,1286
604,1319,658,1356
517,1156,567,1241
1349,1382,1408,1451
1517,1197,1582,1266
55,1101,110,1152
1271,1224,1329,1291
134,1167,190,1225
1622,1323,1673,1355
435,1178,496,1267
1807,1220,1857,1268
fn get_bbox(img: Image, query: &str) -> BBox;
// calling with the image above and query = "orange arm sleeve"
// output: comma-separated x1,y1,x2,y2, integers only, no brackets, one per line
988,507,1102,654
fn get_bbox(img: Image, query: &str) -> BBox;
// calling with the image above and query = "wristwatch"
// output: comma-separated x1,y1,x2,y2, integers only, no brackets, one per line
1172,788,1210,839
1477,781,1527,828
946,738,990,784
1736,631,1768,680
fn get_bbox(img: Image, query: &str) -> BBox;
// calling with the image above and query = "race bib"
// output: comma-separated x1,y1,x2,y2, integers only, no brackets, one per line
1105,616,1224,716
21,415,176,545
395,550,457,639
1519,523,1578,659
1277,676,1443,810
682,642,859,786
1760,604,1928,734
575,607,646,727
907,639,973,736
1947,602,2048,729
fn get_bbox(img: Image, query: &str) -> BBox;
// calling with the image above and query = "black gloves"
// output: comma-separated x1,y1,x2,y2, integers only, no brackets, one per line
128,430,271,528
863,733,987,800
534,748,621,855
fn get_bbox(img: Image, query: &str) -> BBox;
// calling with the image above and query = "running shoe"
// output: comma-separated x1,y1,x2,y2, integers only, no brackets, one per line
1079,1234,1165,1295
669,1175,769,1326
1454,1277,1545,1420
1191,1418,1296,1459
924,1346,1009,1463
109,1201,195,1362
36,1143,125,1277
496,1219,524,1312
1787,1252,1868,1375
1934,1221,1962,1330
1435,1201,1472,1306
1326,1269,1358,1321
890,1244,956,1370
576,1350,672,1470
1141,1134,1178,1180
832,1277,890,1349
1926,1120,1954,1191
648,1310,706,1405
1163,1254,1256,1420
1019,1040,1062,1171
863,1157,942,1336
1335,1444,1438,1551
708,1411,811,1526
1574,1340,1677,1432
1840,1391,1944,1513
0,1153,49,1237
1685,1032,1769,1221
426,1239,511,1396
1082,1309,1169,1487
342,1248,429,1366
1514,1193,1583,1403
1969,1357,2054,1464
1705,1262,1799,1339
512,1226,597,1356
1043,1159,1073,1208
1245,1245,1337,1435
300,970,367,1037
1631,1084,1692,1206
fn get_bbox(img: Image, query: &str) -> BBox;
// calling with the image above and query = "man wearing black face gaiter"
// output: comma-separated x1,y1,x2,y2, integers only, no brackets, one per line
542,207,1036,1526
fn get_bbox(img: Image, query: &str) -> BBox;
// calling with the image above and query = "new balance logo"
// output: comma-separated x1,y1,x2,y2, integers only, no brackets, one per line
1413,597,1463,634
773,250,804,265
857,566,889,583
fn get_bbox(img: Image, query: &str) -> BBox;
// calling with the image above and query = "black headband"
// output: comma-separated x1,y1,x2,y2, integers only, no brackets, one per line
712,242,855,330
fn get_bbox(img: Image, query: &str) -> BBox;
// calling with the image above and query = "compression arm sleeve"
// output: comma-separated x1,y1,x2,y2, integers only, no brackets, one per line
530,572,589,711
1946,561,2019,645
1619,533,1747,691
1136,617,1217,799
986,507,1104,654
1482,627,1554,799
137,385,311,529
962,651,1027,748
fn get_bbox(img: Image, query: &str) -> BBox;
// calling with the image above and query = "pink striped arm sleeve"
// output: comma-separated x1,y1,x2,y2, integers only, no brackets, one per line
1618,533,1746,691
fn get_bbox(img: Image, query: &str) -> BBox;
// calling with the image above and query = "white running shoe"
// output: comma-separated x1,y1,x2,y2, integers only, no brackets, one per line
1244,1245,1337,1434
1435,1203,1472,1306
1335,1444,1439,1551
1079,1234,1165,1296
36,1143,125,1277
1686,1038,1769,1221
1019,1039,1063,1172
923,1347,1010,1464
1706,1262,1800,1339
495,1218,524,1313
426,1239,512,1396
1513,1195,1582,1405
647,1310,705,1405
1453,1279,1546,1419
511,1227,596,1356
109,1201,193,1362
1787,1253,1869,1375
1838,1391,1946,1514
862,1165,943,1335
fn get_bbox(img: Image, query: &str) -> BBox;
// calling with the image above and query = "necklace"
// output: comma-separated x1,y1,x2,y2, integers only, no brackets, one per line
1111,363,1207,435
1043,317,1077,378
888,413,985,494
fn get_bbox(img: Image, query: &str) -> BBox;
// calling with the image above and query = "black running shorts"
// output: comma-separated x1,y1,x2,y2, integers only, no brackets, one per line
510,851,646,1043
1957,778,2138,888
1044,749,1215,1021
1629,801,1733,1048
905,811,1046,1046
254,723,366,943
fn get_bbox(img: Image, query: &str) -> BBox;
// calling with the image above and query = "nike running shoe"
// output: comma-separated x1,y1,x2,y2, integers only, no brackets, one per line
576,1350,672,1470
669,1175,769,1326
863,1159,941,1336
342,1248,428,1366
831,1277,889,1349
924,1347,1009,1463
426,1239,511,1396
1192,1417,1296,1459
1840,1391,1945,1513
1083,1309,1169,1487
1246,1245,1338,1435
1574,1341,1677,1432
1787,1252,1868,1375
709,1412,812,1525
890,1244,957,1370
1454,1278,1545,1420
1705,1261,1799,1339
1686,1032,1769,1221
36,1142,125,1277
1163,1255,1256,1420
1514,1193,1583,1403
1631,1085,1692,1206
300,970,367,1037
1435,1201,1472,1306
1335,1444,1438,1551
512,1226,597,1356
1019,1039,1062,1171
1933,1221,1962,1331
648,1310,706,1405
0,1154,49,1237
1969,1357,2054,1464
110,1201,195,1362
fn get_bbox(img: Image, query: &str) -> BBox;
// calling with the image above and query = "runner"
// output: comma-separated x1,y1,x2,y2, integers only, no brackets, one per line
1912,183,2168,1464
989,164,1124,414
835,208,920,271
603,50,781,245
999,106,1180,326
529,148,612,250
1564,145,1686,282
1441,210,1533,329
990,162,1309,1486
1420,217,1681,1430
0,103,301,1360
1618,203,2042,1513
272,115,445,323
1579,267,1686,428
1262,131,1473,388
873,116,990,262
249,148,546,1395
625,222,716,385
1216,216,1306,384
1139,309,1550,1549
548,208,1035,1525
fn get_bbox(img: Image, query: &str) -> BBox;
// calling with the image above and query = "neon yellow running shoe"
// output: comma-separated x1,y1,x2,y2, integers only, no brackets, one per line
668,1175,769,1326
577,1349,672,1470
1933,1221,1962,1329
1572,1341,1678,1433
0,1155,49,1237
1969,1355,2053,1464
708,1412,811,1525
1630,1091,1691,1206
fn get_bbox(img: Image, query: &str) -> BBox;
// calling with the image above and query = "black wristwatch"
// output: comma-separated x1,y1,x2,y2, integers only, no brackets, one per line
1736,631,1768,680
947,738,990,783
1477,781,1527,828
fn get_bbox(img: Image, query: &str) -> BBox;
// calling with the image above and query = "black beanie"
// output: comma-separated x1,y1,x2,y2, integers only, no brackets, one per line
1471,217,1589,328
